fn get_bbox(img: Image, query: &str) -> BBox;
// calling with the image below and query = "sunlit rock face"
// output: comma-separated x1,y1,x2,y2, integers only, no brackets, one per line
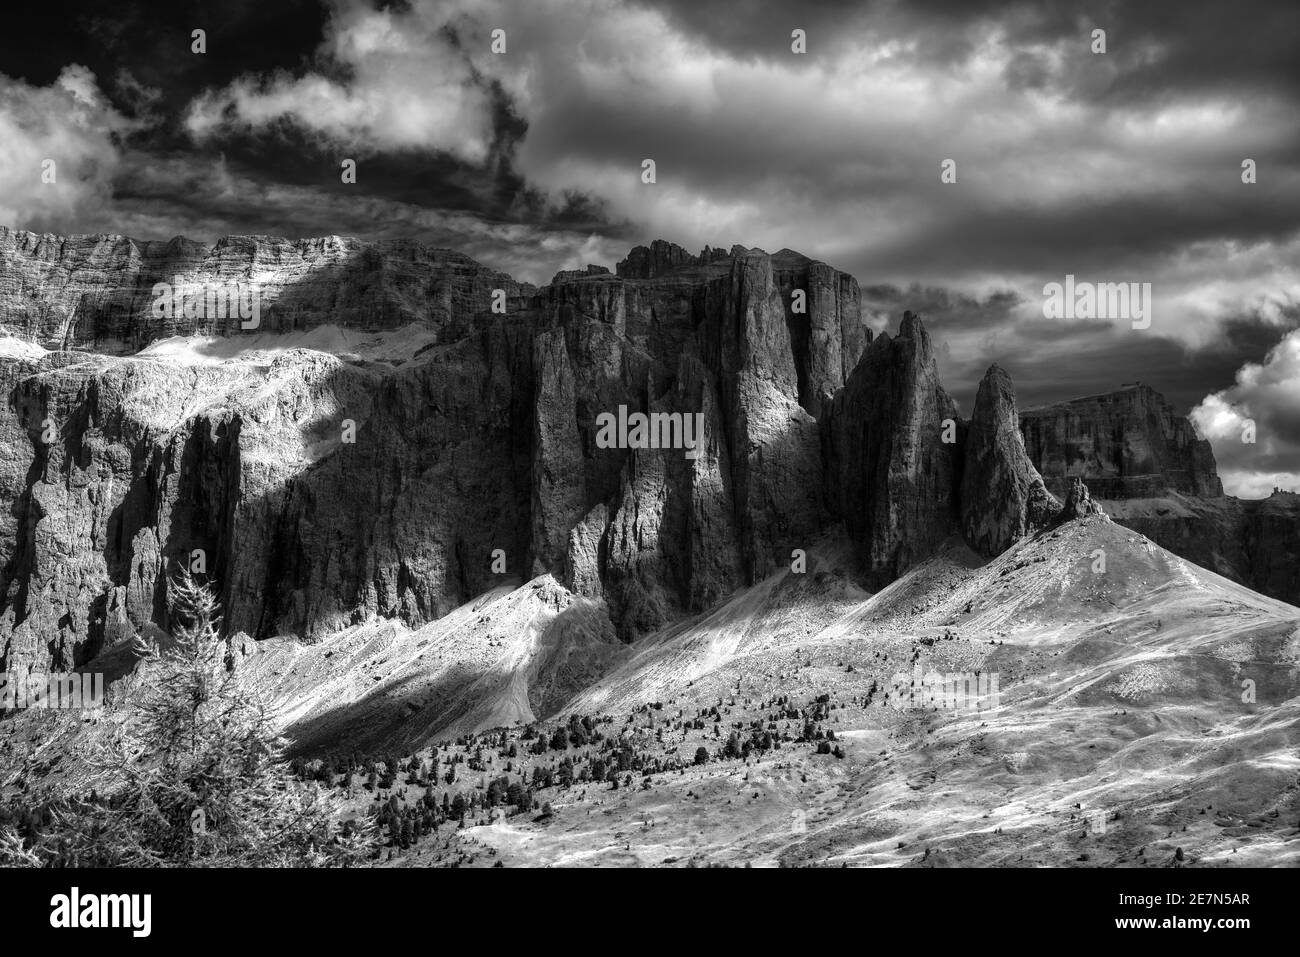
0,235,897,669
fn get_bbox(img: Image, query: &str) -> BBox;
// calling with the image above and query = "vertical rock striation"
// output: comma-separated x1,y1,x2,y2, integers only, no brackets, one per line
1022,383,1300,605
0,231,1139,676
823,311,961,585
960,364,1059,556
1019,384,1222,499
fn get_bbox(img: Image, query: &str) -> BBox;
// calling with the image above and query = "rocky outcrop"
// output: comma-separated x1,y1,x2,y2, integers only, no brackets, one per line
531,329,586,575
20,230,1249,681
1,235,892,672
614,240,730,280
1019,384,1222,499
0,227,532,350
769,249,868,417
1023,384,1300,606
823,311,961,585
961,364,1059,556
9,228,1294,682
1057,477,1106,522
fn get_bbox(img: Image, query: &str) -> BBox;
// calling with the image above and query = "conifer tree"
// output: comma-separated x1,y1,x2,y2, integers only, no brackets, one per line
32,568,375,867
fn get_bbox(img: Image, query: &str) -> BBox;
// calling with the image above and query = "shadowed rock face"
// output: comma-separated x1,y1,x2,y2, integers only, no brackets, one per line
0,227,533,350
6,229,1294,678
823,311,962,586
1021,383,1300,605
960,364,1059,556
1019,384,1222,499
9,232,1204,676
2,236,920,671
1058,476,1106,522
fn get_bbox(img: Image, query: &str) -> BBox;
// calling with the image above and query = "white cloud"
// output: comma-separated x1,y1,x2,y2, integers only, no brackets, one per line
0,65,137,232
1192,328,1300,497
184,0,500,163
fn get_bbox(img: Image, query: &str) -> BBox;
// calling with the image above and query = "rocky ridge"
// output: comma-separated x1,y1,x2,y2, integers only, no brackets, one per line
0,230,1191,679
1021,385,1300,604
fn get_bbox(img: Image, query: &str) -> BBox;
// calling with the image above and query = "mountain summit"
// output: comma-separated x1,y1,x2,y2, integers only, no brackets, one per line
0,235,1069,676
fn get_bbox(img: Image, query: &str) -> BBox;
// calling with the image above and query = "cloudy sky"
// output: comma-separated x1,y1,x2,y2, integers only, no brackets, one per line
1,0,1298,495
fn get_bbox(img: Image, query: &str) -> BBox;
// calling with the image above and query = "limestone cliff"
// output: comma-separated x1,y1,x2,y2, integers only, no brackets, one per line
8,231,1237,681
1019,384,1222,499
823,311,960,585
0,236,889,670
1022,384,1300,605
960,365,1059,556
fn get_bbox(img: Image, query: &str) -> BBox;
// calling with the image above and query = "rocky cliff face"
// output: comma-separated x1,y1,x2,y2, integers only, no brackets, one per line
1021,384,1300,605
960,365,1059,556
5,235,954,673
0,231,1156,678
1019,384,1222,499
823,311,961,584
0,227,532,350
1239,492,1300,603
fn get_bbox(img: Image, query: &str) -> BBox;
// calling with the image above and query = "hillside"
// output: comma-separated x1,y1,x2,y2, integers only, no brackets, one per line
5,509,1298,867
365,515,1300,866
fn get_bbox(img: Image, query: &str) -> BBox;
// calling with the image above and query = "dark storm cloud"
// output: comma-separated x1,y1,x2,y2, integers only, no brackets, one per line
0,0,328,121
640,0,1300,101
0,0,617,254
7,0,1296,286
867,184,1300,280
489,0,1300,322
616,0,1300,285
861,284,1023,334
629,0,875,59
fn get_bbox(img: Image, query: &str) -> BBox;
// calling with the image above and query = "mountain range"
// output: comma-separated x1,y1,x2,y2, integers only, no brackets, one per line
2,229,1298,865
0,229,1295,679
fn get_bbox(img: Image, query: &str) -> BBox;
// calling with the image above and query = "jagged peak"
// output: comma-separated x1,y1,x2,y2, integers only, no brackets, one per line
971,363,1019,421
980,361,1009,383
898,309,927,339
614,239,699,279
1058,477,1107,522
613,239,835,280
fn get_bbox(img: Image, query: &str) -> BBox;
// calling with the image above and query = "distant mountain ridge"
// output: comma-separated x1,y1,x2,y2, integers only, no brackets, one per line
0,226,531,350
1021,384,1300,604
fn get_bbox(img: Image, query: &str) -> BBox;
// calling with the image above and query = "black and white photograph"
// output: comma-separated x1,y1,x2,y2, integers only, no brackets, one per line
0,0,1295,936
